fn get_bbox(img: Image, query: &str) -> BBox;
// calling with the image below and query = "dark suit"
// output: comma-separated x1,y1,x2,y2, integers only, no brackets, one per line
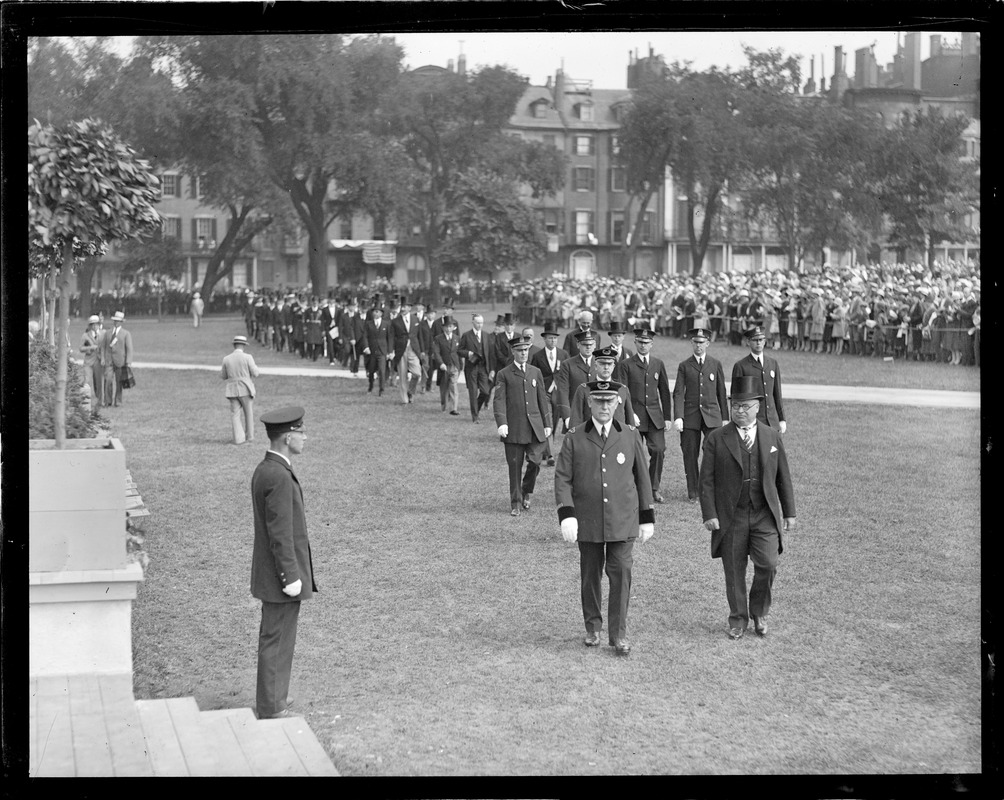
673,354,728,499
530,344,569,449
432,331,462,411
555,355,599,425
458,328,496,421
338,310,365,372
562,327,601,358
251,452,317,718
418,317,435,390
321,305,340,362
555,418,654,643
731,354,786,430
615,353,672,493
493,361,551,508
361,318,392,392
699,422,795,631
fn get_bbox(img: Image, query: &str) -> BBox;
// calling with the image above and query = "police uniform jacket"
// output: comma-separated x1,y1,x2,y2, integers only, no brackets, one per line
251,452,317,603
569,382,632,428
492,362,551,444
672,354,728,430
562,327,601,357
555,355,599,422
698,421,795,558
361,318,392,356
730,353,785,430
614,353,672,432
555,418,654,543
221,348,260,398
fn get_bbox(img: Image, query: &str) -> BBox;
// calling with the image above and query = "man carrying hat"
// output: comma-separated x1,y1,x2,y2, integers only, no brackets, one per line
614,327,672,503
731,325,787,434
555,380,655,655
673,326,729,502
221,335,261,444
80,314,105,407
493,335,552,516
431,315,462,415
101,311,133,407
251,407,317,719
699,375,795,640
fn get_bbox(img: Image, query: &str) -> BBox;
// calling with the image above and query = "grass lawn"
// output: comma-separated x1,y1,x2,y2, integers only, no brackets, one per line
96,316,982,776
67,307,980,392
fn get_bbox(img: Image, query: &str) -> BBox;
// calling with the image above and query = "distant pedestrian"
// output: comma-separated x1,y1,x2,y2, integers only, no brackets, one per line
101,311,133,407
80,314,105,407
191,291,205,328
221,335,260,444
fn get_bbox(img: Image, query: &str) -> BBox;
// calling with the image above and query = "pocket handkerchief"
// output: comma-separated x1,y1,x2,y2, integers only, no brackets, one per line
770,445,778,453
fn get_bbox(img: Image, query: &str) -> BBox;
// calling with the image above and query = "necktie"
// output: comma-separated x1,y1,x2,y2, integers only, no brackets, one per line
741,427,753,451
600,426,607,442
642,356,648,366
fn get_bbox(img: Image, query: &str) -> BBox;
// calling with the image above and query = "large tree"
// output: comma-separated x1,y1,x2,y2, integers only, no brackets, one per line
383,65,564,302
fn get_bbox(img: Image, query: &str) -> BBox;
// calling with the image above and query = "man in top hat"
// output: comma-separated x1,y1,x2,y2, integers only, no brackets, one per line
731,325,787,433
562,309,601,357
390,295,424,404
244,291,257,339
614,327,672,503
251,406,317,719
304,297,324,361
321,296,340,365
569,346,636,429
80,314,105,407
222,335,261,444
555,380,654,656
191,290,205,328
673,326,729,502
458,313,497,423
415,302,435,393
530,320,569,464
605,319,633,364
361,304,392,395
337,298,364,375
493,312,517,368
101,311,133,407
493,335,552,515
556,328,600,430
432,315,463,414
699,375,795,640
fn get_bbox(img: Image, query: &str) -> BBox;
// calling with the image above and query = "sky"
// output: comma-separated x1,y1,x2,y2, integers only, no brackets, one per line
104,30,967,90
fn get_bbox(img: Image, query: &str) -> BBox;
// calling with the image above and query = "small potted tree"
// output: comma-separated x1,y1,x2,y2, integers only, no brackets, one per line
28,118,161,677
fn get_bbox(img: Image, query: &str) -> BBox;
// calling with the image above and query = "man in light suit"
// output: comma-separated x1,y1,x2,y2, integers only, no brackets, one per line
251,406,317,719
529,320,568,465
101,310,133,407
390,296,423,404
731,324,787,433
700,375,796,640
80,315,104,407
555,380,654,656
555,329,599,429
673,326,729,502
458,313,496,423
493,335,552,516
221,335,261,444
614,327,672,503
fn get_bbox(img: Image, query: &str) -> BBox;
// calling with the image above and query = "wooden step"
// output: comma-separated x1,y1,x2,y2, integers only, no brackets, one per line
32,675,74,777
98,674,155,776
268,715,340,776
227,713,310,776
67,674,115,777
135,698,189,776
165,696,252,776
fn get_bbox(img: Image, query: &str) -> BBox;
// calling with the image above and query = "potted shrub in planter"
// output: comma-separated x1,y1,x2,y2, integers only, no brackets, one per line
28,118,161,677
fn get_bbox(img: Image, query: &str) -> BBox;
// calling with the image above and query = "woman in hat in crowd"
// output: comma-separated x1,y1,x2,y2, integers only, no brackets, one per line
806,288,826,354
828,291,848,356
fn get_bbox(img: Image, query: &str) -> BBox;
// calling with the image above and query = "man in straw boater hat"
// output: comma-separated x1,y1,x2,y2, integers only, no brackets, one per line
493,335,552,516
699,375,795,640
80,314,105,407
731,324,787,434
555,380,654,656
672,325,728,503
101,310,133,407
221,334,261,445
251,406,317,719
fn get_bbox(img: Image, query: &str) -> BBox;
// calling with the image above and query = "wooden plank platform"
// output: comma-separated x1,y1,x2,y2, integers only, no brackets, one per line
135,699,189,776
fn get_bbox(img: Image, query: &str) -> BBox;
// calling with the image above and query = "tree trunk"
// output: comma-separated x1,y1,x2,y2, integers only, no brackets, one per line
624,185,657,280
47,269,58,346
687,190,720,276
54,241,74,449
77,257,98,319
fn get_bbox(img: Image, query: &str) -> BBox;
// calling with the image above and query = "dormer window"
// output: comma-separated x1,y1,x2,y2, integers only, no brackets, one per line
575,102,594,121
531,99,549,119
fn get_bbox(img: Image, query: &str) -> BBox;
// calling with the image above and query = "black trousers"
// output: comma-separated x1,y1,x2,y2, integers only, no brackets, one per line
640,426,666,491
366,354,387,391
256,600,300,718
503,440,546,507
680,423,713,499
720,500,778,630
578,539,633,643
464,365,491,420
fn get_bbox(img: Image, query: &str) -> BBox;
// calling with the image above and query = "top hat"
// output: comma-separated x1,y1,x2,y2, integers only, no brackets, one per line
729,375,765,402
441,315,456,328
502,313,514,325
495,315,506,325
542,321,559,336
606,319,627,334
261,405,306,434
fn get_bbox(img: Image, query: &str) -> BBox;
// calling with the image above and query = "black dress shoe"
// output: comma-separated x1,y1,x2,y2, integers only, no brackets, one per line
752,615,768,636
613,639,632,656
260,708,294,720
545,457,555,466
728,627,745,640
510,506,520,516
583,631,601,647
653,491,665,503
450,410,460,416
522,496,531,510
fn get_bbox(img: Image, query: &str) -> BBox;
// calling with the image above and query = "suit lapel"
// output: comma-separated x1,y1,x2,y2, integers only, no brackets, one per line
726,424,743,467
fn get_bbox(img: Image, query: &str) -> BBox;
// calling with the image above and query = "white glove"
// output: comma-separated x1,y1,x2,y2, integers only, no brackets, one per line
673,418,684,432
633,414,641,427
544,427,552,439
564,418,571,430
282,579,302,597
638,523,654,543
439,363,447,371
560,517,578,543
363,347,371,355
498,424,509,437
778,421,787,434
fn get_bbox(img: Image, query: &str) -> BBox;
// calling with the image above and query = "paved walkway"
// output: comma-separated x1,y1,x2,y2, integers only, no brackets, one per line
132,361,979,410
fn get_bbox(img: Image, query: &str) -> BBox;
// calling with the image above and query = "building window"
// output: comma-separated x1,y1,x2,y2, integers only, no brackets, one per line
194,217,216,247
610,135,621,156
161,215,182,240
372,216,386,240
535,208,562,235
161,173,179,197
573,167,595,192
542,133,557,148
576,103,594,121
286,257,299,285
339,216,352,239
610,211,655,244
609,167,626,192
406,253,427,284
189,174,205,200
574,211,594,245
532,100,548,119
611,211,626,244
574,135,594,156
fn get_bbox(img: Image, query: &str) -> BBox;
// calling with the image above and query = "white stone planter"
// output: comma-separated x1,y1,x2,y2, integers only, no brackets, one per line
29,438,144,677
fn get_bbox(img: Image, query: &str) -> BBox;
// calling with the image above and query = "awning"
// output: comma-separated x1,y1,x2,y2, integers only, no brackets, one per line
329,239,397,264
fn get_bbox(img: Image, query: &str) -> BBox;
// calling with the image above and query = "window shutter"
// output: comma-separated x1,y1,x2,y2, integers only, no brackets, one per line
191,218,198,246
588,169,595,192
212,219,218,242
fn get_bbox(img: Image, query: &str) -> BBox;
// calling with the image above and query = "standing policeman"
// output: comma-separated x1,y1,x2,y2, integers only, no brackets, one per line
555,381,654,656
731,324,787,433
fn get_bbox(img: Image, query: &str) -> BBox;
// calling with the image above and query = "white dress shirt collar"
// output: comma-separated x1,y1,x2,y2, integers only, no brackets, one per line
267,449,291,467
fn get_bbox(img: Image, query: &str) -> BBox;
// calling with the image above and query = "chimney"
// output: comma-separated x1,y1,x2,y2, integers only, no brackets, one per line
803,55,816,94
553,69,565,113
458,53,466,75
904,32,921,90
447,58,454,72
930,34,942,58
834,45,845,75
961,32,978,56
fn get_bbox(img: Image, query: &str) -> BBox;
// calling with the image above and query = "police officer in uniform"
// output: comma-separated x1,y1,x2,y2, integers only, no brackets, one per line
555,381,654,656
731,324,787,433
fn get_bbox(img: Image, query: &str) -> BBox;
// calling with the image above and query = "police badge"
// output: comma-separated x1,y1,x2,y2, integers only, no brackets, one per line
617,452,626,464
